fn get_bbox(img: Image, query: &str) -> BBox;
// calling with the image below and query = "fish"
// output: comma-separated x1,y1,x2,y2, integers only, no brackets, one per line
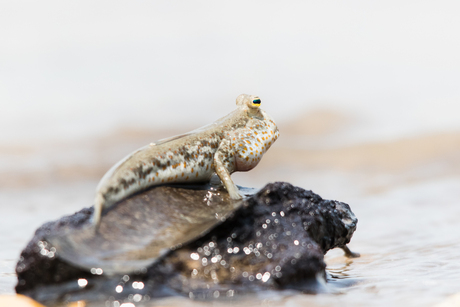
93,94,279,226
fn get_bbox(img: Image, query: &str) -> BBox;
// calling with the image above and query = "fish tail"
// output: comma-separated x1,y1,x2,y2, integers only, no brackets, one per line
92,193,104,228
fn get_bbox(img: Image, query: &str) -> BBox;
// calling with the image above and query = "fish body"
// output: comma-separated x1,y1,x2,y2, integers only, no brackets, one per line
93,94,279,225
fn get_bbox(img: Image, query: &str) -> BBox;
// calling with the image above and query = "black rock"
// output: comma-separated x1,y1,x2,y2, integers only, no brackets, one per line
15,182,358,306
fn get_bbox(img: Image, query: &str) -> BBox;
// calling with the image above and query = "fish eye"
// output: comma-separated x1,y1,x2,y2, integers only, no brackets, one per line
252,98,261,107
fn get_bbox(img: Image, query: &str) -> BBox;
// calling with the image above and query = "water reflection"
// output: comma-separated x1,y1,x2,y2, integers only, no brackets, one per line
77,279,88,288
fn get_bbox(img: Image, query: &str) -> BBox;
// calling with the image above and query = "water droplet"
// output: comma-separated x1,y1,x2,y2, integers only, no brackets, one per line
90,268,103,275
190,253,200,260
132,281,144,289
77,279,87,288
133,294,142,302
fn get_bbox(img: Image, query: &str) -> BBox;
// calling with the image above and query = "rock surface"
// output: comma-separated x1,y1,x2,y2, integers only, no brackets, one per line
15,182,357,306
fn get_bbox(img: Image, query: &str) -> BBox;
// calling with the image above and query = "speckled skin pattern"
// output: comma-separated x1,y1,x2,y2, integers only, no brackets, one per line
93,94,279,225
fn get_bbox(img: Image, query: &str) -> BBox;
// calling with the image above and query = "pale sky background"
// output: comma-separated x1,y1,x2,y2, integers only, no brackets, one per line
1,1,460,145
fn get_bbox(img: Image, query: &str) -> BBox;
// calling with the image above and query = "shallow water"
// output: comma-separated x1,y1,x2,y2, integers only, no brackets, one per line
1,110,460,306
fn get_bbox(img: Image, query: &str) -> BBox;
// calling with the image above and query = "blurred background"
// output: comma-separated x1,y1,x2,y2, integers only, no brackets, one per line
1,1,460,306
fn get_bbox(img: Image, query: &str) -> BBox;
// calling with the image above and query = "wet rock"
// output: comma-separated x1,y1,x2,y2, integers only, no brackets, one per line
15,182,357,305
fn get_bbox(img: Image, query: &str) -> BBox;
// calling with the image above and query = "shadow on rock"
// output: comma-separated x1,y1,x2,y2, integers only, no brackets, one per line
15,182,358,306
